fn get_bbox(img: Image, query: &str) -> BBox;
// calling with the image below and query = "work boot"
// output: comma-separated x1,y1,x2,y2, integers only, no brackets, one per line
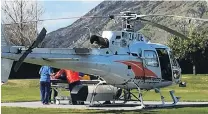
103,101,111,104
72,100,77,105
77,101,84,105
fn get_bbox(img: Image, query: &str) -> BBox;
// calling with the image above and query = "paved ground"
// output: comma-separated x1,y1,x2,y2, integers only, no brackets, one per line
2,101,208,110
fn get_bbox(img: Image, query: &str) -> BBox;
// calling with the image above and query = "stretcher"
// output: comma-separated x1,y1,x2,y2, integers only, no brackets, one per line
50,79,103,104
50,80,70,104
50,79,121,105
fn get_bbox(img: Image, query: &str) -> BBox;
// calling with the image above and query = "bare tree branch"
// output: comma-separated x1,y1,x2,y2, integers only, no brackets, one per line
2,0,43,46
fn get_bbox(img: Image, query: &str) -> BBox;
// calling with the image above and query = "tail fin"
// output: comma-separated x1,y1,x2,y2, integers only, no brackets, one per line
1,58,14,83
1,24,13,84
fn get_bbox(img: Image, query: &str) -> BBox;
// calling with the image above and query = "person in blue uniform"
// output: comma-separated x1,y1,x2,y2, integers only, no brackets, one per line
39,66,54,105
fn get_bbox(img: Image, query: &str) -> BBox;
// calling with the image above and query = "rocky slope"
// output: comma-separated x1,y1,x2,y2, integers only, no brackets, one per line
41,1,208,48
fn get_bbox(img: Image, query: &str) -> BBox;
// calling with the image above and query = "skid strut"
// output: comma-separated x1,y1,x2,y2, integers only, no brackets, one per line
89,80,106,106
170,90,180,104
155,88,165,105
154,88,180,107
133,81,145,109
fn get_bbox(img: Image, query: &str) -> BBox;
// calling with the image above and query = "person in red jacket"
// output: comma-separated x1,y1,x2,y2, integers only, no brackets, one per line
53,69,81,104
53,69,81,91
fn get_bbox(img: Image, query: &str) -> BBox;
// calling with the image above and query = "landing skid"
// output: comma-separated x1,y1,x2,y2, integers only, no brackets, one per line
87,80,180,109
88,89,180,109
87,101,179,109
135,89,180,109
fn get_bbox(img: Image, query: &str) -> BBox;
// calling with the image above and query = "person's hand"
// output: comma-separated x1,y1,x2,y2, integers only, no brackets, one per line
50,76,53,79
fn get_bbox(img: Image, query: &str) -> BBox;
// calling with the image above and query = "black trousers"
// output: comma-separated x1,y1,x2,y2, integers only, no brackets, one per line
69,81,81,105
68,81,81,92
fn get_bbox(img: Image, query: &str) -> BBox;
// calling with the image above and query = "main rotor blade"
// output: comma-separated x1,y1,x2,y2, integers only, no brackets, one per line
30,28,47,48
139,14,208,22
13,49,32,72
3,16,109,25
140,18,189,40
13,28,47,72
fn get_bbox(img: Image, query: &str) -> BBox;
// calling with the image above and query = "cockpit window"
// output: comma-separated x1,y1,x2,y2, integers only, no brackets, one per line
144,50,159,67
131,33,134,40
128,33,133,40
122,32,128,38
116,36,121,39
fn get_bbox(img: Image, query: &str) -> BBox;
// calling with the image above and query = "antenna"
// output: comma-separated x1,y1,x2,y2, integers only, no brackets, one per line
120,11,137,31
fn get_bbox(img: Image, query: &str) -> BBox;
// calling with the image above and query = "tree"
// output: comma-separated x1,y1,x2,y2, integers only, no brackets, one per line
168,27,208,75
1,0,43,46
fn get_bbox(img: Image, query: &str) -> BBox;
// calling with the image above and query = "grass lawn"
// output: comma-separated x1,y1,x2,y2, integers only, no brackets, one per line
2,106,208,114
136,74,208,102
1,79,40,102
1,74,208,102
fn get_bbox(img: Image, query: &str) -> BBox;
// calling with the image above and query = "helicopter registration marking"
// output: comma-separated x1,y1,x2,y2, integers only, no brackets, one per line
135,78,162,83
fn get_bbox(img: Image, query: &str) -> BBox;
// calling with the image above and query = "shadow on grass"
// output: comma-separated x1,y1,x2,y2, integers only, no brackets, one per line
95,109,159,114
163,104,208,109
82,104,208,114
84,104,208,114
2,104,208,114
51,109,159,114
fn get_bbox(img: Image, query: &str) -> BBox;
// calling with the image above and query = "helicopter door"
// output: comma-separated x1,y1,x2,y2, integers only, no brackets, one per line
156,48,172,81
169,52,181,83
143,50,160,78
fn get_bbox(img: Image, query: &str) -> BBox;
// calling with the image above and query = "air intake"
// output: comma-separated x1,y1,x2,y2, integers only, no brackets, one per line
90,35,109,48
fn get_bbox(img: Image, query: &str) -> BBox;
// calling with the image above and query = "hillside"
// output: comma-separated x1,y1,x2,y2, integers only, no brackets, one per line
41,1,208,48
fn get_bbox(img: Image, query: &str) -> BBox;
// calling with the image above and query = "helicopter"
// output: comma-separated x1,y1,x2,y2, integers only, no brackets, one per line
2,11,208,109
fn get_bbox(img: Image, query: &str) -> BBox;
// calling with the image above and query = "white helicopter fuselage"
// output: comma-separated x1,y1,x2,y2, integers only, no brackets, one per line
1,31,181,90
